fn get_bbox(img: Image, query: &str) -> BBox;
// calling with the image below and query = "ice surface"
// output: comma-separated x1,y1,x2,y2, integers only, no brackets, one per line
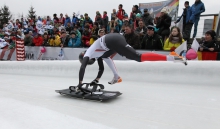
0,61,220,129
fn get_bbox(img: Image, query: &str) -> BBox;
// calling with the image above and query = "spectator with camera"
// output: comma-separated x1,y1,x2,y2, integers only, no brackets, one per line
141,25,163,51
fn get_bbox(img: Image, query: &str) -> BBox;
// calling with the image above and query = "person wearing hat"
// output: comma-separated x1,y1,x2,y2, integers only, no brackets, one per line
141,25,163,50
68,31,81,47
156,7,172,42
199,30,220,52
141,8,153,27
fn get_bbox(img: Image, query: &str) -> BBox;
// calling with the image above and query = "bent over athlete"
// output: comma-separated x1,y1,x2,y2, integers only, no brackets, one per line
78,33,186,88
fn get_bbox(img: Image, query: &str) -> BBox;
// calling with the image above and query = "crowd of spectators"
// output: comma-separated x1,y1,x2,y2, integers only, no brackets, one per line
0,0,220,54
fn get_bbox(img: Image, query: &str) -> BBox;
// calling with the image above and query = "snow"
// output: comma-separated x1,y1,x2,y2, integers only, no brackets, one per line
0,61,220,129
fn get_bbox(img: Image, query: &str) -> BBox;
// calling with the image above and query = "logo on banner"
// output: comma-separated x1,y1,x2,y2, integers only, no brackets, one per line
25,52,35,60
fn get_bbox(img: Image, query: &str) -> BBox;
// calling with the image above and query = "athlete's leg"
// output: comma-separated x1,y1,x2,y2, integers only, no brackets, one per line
103,57,122,84
105,33,168,62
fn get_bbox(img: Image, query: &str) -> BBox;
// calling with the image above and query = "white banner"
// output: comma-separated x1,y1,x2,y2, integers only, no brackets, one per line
1,47,170,61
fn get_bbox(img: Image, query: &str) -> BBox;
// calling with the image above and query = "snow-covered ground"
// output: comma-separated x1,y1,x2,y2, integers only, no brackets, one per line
0,61,219,129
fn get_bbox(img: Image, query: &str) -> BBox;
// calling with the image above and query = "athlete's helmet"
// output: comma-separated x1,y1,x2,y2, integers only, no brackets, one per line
79,50,96,65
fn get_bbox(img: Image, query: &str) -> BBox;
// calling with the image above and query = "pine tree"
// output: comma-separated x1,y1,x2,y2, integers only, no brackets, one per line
28,6,36,19
0,5,12,24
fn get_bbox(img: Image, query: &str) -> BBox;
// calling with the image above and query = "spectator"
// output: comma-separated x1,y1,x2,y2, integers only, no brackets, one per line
46,16,52,25
141,25,163,50
124,25,140,49
130,5,142,23
72,12,78,26
83,13,93,28
60,31,70,47
0,36,15,60
133,13,142,29
116,4,126,21
42,33,50,46
96,14,104,28
82,25,91,47
163,27,184,51
141,8,153,26
17,29,25,40
53,14,59,24
49,33,61,47
59,13,65,25
175,1,195,42
64,14,71,27
79,15,84,27
191,0,205,38
156,7,172,42
107,17,116,33
103,11,109,31
95,11,102,22
111,9,117,19
90,22,99,45
65,22,73,34
135,20,147,42
32,33,43,46
199,30,219,52
119,24,126,35
98,29,105,37
68,31,81,47
73,26,82,39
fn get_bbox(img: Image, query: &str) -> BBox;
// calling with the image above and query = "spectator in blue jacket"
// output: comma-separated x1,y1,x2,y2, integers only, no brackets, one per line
191,0,205,38
72,12,78,26
175,1,195,42
68,31,81,47
64,14,71,27
83,13,93,28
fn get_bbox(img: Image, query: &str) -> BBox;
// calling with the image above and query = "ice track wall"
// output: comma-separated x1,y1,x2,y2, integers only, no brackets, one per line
0,61,219,86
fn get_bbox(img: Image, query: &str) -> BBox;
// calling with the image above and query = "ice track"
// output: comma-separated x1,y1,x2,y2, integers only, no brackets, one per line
0,61,219,129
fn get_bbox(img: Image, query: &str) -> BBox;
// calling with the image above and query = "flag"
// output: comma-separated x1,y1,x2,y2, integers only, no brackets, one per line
175,41,187,55
191,38,200,52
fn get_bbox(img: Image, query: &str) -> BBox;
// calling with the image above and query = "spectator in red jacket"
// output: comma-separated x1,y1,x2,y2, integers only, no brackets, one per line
116,4,125,21
82,25,91,47
59,13,65,25
33,33,43,46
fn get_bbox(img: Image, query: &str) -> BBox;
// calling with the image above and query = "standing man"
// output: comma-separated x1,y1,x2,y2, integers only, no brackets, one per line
175,1,195,42
191,0,205,38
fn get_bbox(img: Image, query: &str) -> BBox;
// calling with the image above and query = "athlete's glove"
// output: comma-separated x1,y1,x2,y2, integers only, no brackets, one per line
90,79,99,86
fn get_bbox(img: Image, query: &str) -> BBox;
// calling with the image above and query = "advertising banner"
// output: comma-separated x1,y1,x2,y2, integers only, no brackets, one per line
139,0,179,21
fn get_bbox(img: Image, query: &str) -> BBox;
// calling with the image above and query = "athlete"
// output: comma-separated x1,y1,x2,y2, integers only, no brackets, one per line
77,31,186,90
80,29,122,86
